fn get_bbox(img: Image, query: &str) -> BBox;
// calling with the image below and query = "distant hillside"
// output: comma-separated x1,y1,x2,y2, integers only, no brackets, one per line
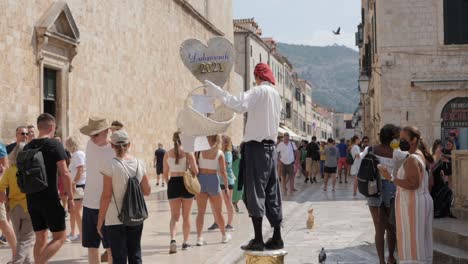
278,43,359,113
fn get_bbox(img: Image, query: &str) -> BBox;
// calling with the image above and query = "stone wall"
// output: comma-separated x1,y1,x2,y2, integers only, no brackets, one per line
452,150,468,220
376,0,468,145
0,0,241,171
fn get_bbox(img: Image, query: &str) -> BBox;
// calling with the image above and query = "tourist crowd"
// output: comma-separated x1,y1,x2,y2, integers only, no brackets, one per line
0,113,246,264
0,61,458,264
275,124,458,264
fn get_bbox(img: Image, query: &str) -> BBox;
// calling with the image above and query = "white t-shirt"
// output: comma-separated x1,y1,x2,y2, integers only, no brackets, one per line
277,141,297,165
83,140,115,209
100,158,146,226
70,150,87,185
350,145,363,175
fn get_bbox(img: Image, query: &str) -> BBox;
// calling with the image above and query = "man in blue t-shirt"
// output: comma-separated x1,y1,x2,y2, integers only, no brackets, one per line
336,138,349,184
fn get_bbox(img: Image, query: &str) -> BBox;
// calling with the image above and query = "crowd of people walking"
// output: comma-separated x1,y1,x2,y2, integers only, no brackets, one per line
0,62,459,264
274,123,458,264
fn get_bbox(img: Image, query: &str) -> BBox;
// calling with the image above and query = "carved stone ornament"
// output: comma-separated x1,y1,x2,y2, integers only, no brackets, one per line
35,1,80,71
180,37,235,87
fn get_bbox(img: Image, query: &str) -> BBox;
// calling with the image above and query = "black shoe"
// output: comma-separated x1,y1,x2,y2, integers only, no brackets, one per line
207,223,219,231
156,183,159,186
264,238,284,250
241,239,264,251
304,178,309,183
313,178,318,183
182,242,191,250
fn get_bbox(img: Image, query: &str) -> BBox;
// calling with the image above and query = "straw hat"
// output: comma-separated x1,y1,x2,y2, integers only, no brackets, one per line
80,117,112,136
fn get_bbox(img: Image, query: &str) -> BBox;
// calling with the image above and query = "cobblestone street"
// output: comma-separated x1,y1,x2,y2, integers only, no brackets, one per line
0,176,380,263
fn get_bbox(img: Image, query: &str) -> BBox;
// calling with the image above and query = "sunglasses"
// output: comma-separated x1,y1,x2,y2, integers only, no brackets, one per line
20,132,29,136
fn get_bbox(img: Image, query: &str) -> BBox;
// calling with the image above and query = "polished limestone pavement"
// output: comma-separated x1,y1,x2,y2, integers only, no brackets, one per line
0,176,381,263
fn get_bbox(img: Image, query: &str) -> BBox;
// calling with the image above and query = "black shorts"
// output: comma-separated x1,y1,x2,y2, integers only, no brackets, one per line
167,177,194,200
324,166,337,174
156,165,163,175
220,184,234,190
82,207,110,248
27,198,65,232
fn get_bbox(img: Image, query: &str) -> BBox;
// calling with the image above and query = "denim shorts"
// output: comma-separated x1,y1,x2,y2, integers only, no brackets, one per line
367,180,396,208
198,173,221,196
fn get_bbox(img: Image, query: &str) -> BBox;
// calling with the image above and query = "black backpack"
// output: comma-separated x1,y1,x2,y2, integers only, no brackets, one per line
357,147,381,197
346,152,354,165
16,140,48,194
308,142,321,161
113,158,148,226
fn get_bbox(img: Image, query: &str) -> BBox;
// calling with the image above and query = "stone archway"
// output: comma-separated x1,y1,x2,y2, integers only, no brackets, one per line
431,90,468,143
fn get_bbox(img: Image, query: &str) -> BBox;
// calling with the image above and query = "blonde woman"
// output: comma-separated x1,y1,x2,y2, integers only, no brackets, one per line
65,136,86,242
163,132,198,253
0,143,32,263
196,135,231,246
207,135,236,232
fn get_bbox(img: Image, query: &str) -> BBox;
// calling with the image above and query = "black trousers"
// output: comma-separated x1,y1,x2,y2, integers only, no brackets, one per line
242,141,283,227
107,224,143,264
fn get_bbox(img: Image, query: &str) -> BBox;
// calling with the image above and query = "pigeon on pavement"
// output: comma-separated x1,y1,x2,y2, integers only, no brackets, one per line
318,247,327,263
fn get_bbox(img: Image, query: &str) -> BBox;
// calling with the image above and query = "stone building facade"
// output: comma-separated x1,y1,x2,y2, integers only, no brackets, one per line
1,0,244,167
357,0,468,148
357,2,468,260
333,113,355,140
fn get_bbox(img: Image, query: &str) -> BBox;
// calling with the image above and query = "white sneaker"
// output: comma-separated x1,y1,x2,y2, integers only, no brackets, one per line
221,233,232,243
70,234,81,242
196,238,207,246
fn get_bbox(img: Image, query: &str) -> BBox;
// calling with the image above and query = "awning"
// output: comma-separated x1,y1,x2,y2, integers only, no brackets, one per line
279,125,302,141
278,126,288,135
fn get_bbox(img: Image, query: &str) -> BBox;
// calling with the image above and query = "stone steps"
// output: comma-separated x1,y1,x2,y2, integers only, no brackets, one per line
433,218,468,250
433,218,468,263
452,207,468,222
433,242,468,264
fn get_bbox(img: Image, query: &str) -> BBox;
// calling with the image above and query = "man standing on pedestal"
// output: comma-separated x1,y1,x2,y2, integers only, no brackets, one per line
205,63,283,251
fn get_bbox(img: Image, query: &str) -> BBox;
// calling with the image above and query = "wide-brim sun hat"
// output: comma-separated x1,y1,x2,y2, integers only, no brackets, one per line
80,117,112,136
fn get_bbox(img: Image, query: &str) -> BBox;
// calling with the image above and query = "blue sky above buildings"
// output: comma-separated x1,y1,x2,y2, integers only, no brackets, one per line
234,0,361,49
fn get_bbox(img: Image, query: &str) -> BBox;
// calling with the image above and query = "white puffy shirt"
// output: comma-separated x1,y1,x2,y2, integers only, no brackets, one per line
219,82,282,142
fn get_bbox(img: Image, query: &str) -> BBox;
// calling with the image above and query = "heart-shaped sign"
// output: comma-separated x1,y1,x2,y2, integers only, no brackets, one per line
180,37,235,87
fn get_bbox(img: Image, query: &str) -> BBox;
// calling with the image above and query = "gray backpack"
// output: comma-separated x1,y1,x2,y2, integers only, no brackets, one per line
113,158,148,226
16,140,48,194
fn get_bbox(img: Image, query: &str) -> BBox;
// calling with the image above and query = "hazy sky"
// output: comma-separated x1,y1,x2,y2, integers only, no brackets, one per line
233,0,361,49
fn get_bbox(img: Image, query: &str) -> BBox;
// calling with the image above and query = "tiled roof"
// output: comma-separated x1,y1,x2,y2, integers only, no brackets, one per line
234,24,249,33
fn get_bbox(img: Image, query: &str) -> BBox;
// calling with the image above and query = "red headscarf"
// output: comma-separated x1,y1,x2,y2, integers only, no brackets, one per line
254,63,276,85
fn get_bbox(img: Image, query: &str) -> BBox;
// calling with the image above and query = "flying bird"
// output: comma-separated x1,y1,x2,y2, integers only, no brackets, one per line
319,247,327,263
332,27,341,35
